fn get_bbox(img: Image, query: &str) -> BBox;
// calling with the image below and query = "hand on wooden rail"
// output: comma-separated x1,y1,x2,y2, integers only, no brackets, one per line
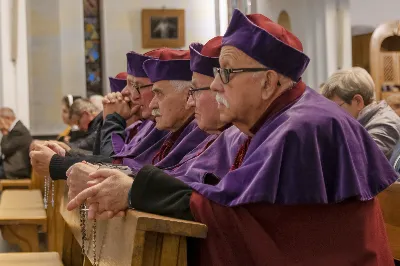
67,168,133,220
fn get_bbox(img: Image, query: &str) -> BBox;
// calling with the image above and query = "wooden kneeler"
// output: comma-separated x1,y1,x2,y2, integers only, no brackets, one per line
59,183,208,266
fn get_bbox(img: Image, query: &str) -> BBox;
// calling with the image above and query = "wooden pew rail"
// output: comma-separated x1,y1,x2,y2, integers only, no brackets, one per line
57,180,207,266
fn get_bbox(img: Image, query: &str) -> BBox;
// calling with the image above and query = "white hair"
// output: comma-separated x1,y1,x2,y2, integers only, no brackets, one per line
169,80,192,92
0,107,15,119
321,67,375,105
89,94,104,112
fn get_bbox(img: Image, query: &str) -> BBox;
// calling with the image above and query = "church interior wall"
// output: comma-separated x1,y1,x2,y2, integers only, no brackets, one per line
26,0,216,136
1,0,399,134
101,0,216,93
350,0,400,31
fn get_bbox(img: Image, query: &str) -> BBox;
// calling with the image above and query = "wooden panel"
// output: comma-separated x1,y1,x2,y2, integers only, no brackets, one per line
352,33,372,73
0,224,40,252
0,179,32,191
0,252,63,266
370,21,400,101
59,181,207,266
159,234,180,266
47,181,66,256
378,182,400,260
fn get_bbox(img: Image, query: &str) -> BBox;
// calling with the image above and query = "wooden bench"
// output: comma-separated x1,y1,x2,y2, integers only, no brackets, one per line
0,190,47,252
0,252,62,266
378,181,400,261
0,178,32,191
58,180,208,266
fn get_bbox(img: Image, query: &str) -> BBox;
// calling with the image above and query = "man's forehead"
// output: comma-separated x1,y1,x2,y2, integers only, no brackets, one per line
132,76,150,84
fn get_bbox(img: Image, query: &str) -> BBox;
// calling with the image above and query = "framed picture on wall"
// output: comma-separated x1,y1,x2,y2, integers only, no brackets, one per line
141,9,185,48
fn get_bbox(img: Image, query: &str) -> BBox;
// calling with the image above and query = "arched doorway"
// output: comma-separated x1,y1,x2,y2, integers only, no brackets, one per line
370,21,400,101
277,10,292,32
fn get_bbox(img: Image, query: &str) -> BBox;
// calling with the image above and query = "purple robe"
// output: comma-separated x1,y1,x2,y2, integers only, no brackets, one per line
186,87,398,206
111,120,162,158
164,126,246,183
124,120,209,173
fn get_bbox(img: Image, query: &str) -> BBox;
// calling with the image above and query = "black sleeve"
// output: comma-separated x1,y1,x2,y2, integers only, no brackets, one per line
129,165,194,221
49,154,112,180
68,129,98,152
99,113,127,157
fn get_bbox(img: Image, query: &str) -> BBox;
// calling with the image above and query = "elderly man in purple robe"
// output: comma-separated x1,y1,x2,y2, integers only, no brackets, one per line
321,66,400,158
66,36,246,220
67,10,397,265
115,48,209,173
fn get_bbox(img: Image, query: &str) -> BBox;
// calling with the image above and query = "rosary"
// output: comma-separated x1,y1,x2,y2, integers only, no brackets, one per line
80,204,98,266
43,176,55,209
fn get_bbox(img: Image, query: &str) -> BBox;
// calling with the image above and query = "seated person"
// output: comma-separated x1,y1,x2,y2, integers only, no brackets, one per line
65,36,246,200
0,107,32,179
121,48,209,172
321,67,400,158
67,99,103,153
89,94,104,112
68,10,397,265
58,94,83,142
29,49,210,180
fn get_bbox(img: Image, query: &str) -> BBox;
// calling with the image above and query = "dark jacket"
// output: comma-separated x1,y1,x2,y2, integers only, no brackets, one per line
68,112,103,153
1,120,32,178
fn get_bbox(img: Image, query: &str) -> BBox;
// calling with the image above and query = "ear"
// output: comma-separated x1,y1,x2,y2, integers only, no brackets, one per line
261,70,279,100
352,94,365,110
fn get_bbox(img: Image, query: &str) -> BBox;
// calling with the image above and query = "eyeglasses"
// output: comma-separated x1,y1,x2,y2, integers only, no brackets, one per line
213,67,270,84
188,87,210,100
132,83,153,95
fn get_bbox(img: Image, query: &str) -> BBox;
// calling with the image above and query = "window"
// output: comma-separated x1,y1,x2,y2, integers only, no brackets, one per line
83,0,102,96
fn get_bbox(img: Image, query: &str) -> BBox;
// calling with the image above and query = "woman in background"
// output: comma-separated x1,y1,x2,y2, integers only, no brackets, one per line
58,95,83,142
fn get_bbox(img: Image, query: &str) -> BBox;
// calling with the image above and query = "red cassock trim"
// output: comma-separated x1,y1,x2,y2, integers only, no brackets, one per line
190,192,393,266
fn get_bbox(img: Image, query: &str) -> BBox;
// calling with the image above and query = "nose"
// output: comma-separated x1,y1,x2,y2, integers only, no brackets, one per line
148,95,157,110
121,86,130,98
210,76,223,93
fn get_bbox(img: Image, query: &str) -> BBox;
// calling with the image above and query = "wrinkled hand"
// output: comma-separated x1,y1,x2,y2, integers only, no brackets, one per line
53,141,71,152
103,92,134,120
43,141,66,157
29,144,56,176
66,162,100,201
67,168,133,220
30,140,45,151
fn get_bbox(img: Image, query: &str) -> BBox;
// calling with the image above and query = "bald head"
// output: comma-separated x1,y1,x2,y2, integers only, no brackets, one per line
0,107,16,119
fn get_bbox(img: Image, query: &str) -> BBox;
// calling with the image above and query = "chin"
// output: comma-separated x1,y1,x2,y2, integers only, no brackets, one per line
219,113,233,124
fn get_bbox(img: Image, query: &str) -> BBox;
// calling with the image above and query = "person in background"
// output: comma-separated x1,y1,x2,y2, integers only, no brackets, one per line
321,67,400,158
67,99,103,153
58,95,83,142
0,107,32,179
386,94,400,117
89,94,104,112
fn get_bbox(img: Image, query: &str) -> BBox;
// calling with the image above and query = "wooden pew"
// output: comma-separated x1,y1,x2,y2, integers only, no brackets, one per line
0,178,32,191
0,190,47,252
58,180,208,266
378,181,400,261
0,252,63,266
